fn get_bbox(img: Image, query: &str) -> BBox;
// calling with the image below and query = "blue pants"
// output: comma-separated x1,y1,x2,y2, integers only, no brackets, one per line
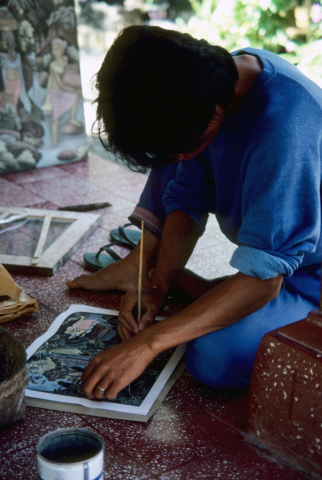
130,164,319,388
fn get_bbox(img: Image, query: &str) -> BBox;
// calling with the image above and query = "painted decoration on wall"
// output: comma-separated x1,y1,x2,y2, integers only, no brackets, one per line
0,1,88,175
25,305,186,422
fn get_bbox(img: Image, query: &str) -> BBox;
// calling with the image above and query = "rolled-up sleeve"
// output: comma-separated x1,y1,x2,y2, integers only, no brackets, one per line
230,105,321,280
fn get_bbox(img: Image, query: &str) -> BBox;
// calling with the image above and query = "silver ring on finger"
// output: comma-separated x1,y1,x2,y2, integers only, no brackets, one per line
97,384,106,394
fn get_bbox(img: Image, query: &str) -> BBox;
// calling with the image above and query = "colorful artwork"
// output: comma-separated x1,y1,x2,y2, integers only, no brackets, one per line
26,306,185,416
0,1,88,175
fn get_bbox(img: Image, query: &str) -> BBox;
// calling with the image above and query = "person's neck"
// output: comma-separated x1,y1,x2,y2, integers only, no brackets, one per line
226,55,262,114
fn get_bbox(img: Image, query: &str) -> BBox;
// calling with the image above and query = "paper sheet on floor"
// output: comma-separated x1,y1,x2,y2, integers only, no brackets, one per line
25,305,185,422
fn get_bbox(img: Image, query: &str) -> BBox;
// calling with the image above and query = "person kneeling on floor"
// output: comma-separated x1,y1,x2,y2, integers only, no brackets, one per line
67,26,322,399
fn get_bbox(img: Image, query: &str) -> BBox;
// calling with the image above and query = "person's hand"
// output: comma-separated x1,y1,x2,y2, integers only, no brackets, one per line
118,288,167,341
81,332,157,400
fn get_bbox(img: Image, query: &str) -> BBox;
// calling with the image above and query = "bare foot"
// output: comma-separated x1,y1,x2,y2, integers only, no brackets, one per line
67,231,160,293
67,256,138,292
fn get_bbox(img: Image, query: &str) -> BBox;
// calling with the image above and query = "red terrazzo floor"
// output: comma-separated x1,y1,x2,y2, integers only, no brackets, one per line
0,155,311,479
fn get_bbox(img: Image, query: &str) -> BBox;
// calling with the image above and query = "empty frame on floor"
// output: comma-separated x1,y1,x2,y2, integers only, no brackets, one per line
0,206,101,275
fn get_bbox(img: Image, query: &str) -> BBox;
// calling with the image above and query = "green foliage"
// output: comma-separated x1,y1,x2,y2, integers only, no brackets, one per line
190,0,217,19
175,0,321,84
232,0,297,52
177,0,321,55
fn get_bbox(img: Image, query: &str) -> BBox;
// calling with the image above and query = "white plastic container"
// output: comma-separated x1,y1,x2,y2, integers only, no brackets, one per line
37,428,104,480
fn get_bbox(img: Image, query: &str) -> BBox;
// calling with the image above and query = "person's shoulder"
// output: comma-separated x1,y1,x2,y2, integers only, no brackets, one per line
244,47,322,106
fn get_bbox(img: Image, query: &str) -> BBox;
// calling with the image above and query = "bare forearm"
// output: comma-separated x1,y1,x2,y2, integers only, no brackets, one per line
149,210,202,294
84,264,283,400
144,272,284,354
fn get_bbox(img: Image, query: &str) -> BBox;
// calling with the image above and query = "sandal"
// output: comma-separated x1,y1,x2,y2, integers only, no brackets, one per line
84,241,133,270
110,222,141,247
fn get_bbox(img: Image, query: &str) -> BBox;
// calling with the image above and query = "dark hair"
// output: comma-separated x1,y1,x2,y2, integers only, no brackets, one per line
93,26,238,171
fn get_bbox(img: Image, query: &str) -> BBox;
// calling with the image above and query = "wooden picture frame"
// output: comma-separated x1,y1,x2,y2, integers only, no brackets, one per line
0,206,101,275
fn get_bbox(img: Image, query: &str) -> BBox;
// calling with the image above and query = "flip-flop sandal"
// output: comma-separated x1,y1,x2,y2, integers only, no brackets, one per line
84,241,133,270
110,222,141,246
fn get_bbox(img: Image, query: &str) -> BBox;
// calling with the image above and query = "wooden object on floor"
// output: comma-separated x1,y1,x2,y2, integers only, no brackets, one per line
31,213,52,265
247,309,322,479
0,206,101,276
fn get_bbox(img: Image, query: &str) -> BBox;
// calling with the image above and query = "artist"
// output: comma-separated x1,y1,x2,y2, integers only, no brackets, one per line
67,26,322,400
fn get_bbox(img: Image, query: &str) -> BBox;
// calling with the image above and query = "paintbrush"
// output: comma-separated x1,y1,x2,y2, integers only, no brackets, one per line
137,220,144,324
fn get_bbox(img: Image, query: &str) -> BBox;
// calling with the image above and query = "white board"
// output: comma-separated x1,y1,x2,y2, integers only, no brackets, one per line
25,305,186,421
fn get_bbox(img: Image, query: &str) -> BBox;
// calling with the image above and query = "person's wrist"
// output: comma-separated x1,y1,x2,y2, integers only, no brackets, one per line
140,322,166,356
147,285,166,296
147,282,169,297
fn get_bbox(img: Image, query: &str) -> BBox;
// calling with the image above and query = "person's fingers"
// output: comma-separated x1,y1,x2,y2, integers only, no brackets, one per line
81,335,157,400
82,356,123,399
97,353,151,400
82,354,115,398
103,380,124,400
81,355,100,384
84,369,115,399
94,378,123,400
118,323,132,341
118,324,125,341
119,311,139,334
139,309,156,331
119,292,140,334
92,360,146,400
138,290,165,330
122,325,133,341
118,323,125,341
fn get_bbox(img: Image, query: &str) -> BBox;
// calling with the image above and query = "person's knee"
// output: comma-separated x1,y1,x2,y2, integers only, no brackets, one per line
185,337,249,389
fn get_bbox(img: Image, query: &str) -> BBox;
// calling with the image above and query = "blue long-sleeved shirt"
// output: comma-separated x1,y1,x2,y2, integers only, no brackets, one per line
163,48,322,303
